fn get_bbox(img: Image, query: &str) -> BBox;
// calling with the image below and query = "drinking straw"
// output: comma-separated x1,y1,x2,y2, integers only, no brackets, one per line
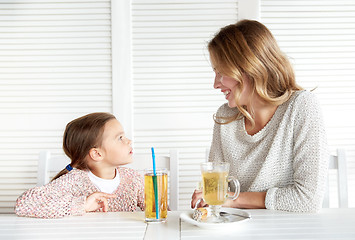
151,147,159,219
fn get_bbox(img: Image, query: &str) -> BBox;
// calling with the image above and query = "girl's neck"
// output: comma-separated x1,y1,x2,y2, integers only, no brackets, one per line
90,166,117,180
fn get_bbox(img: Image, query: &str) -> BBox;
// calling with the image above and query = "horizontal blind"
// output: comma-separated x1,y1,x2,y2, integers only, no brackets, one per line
261,0,355,207
0,0,112,213
132,0,238,210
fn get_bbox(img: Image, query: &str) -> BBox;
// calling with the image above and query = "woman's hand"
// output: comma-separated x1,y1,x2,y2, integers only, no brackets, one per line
84,192,117,212
190,189,208,209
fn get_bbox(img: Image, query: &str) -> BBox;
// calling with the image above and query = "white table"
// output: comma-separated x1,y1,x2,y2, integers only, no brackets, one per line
1,209,354,240
180,208,355,240
0,211,180,240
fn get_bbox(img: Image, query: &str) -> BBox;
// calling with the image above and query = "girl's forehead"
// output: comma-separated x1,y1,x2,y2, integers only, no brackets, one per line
103,119,123,134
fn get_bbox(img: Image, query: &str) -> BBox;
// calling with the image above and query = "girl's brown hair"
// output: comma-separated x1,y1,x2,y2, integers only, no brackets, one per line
52,112,116,181
208,19,302,126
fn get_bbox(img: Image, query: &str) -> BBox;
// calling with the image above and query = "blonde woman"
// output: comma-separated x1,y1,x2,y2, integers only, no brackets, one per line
191,20,328,212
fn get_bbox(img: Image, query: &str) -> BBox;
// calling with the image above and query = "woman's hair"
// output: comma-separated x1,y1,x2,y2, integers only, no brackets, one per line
52,112,116,181
208,19,302,126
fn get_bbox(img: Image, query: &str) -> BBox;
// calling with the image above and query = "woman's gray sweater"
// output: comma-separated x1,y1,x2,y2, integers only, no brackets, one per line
209,90,328,212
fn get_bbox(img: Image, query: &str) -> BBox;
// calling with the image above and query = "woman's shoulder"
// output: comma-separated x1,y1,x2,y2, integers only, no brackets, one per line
288,90,321,110
291,90,319,104
285,90,323,121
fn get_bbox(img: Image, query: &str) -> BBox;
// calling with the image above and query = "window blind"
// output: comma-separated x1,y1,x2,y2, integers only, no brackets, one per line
131,0,238,210
0,0,112,213
261,0,355,207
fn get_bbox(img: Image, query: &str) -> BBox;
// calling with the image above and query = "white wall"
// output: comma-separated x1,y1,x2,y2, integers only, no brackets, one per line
0,0,354,213
0,0,112,213
260,0,355,208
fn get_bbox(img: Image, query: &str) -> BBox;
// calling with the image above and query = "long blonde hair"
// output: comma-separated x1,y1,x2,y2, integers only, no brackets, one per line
208,19,302,126
52,112,116,181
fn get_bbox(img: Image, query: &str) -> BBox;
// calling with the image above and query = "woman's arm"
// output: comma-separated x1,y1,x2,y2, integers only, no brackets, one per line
224,192,266,209
264,92,328,212
191,190,266,209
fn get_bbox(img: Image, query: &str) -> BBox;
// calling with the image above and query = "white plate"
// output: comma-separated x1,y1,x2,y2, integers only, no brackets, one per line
180,207,251,229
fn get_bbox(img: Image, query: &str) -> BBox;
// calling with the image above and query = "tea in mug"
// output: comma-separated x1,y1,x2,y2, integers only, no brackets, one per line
202,171,228,205
144,169,168,222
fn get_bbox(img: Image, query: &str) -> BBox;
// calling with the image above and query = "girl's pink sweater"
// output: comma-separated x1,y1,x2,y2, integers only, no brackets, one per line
15,167,144,218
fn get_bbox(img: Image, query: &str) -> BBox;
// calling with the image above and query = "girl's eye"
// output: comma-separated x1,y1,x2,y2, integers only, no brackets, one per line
119,136,123,140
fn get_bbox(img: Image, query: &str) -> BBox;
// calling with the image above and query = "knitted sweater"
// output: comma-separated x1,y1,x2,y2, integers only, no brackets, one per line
209,90,328,212
15,167,144,218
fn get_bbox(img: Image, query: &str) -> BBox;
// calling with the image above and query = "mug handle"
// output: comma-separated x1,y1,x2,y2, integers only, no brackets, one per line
227,176,240,200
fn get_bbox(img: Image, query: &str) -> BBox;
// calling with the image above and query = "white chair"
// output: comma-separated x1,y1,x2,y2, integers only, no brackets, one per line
37,149,180,210
125,150,179,210
323,149,348,208
37,151,70,187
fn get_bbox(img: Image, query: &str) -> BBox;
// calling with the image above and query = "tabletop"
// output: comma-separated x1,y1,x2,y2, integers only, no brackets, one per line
1,208,354,240
180,208,355,240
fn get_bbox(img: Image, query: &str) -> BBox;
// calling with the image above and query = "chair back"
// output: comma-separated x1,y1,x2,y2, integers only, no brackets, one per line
37,149,180,210
37,151,70,187
323,149,348,208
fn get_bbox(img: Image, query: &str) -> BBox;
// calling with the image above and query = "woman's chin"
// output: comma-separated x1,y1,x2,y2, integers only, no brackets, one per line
227,101,237,108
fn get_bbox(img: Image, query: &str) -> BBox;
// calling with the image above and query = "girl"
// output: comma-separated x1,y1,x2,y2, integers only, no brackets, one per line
15,112,144,218
191,20,328,212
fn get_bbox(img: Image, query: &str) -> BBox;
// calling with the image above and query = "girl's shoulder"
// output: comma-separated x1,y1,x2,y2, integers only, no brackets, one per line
51,168,89,184
117,167,142,179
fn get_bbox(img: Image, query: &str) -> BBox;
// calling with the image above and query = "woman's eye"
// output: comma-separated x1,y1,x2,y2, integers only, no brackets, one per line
119,136,123,140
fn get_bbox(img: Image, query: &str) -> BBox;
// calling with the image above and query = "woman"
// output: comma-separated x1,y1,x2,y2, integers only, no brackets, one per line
191,20,328,212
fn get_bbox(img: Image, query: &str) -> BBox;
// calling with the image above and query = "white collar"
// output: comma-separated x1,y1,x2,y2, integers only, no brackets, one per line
88,168,120,194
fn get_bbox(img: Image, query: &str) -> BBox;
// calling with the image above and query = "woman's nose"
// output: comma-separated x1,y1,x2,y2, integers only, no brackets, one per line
213,75,222,89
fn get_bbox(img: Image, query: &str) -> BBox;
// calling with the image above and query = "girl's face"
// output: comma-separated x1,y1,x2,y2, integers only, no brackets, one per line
213,70,252,108
100,119,133,167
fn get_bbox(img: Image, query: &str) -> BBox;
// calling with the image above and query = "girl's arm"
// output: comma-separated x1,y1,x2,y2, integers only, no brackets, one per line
15,171,87,218
136,172,145,211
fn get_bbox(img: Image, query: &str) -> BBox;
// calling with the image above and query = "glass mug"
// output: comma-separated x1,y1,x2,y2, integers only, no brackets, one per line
144,168,168,222
200,162,240,223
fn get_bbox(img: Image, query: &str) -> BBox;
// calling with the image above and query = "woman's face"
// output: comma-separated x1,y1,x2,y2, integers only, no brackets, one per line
213,70,252,108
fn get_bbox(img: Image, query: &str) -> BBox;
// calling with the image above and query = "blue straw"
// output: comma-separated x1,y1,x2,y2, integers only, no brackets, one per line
151,147,156,175
151,147,159,219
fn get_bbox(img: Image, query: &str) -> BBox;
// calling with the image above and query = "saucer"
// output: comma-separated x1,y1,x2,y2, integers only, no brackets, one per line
180,207,251,229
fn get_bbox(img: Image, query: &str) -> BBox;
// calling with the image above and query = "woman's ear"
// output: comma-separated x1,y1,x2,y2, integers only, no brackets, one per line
88,148,104,162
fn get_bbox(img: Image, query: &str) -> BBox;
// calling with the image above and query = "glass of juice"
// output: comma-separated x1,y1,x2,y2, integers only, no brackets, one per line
144,168,168,222
201,162,240,223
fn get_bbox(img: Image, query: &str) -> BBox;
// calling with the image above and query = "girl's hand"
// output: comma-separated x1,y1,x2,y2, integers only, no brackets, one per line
190,189,208,209
84,192,117,212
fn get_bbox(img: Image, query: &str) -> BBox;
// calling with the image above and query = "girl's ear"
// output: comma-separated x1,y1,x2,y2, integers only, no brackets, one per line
88,148,104,162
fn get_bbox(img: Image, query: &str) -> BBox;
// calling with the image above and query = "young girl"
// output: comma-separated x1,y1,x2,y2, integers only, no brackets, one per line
191,20,328,212
15,112,144,218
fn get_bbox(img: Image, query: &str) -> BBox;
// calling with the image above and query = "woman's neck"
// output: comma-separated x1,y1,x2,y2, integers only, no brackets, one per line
245,99,278,135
